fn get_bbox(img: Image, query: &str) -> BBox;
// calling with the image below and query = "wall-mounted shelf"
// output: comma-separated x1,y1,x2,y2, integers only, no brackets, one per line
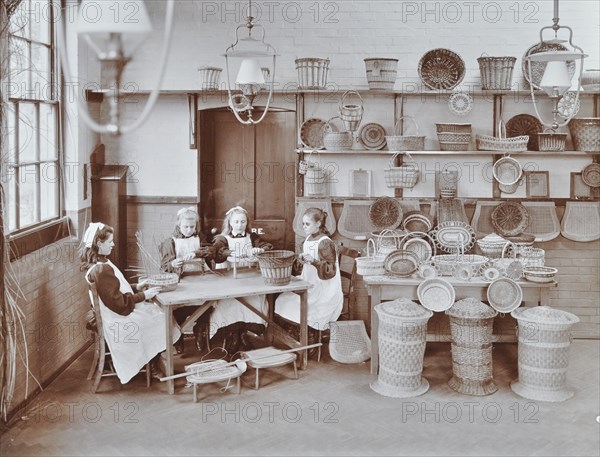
295,149,599,157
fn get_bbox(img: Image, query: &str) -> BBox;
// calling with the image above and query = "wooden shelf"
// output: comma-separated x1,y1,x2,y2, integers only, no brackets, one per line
295,149,599,156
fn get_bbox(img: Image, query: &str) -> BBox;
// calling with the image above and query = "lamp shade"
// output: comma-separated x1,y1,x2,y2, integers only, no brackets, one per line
540,61,573,97
236,58,266,85
77,0,152,57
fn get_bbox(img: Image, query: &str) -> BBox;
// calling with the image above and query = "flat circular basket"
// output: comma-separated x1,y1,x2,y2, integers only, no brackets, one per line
369,197,403,230
384,249,420,277
522,266,557,283
300,118,328,149
506,114,543,151
358,123,387,150
491,202,530,237
492,156,522,186
418,48,465,90
417,278,455,312
448,92,473,116
486,277,523,313
582,163,600,188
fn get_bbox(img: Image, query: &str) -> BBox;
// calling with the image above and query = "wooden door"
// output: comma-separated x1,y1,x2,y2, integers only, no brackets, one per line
198,108,296,250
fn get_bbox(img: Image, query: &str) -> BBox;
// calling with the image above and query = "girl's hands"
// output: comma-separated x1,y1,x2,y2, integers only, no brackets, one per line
144,287,162,300
137,278,149,291
250,247,264,256
300,253,314,264
182,253,196,261
171,258,184,268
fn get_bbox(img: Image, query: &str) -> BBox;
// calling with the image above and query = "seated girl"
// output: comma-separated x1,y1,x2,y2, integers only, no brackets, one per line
211,205,273,353
275,208,343,339
159,206,216,352
81,222,181,383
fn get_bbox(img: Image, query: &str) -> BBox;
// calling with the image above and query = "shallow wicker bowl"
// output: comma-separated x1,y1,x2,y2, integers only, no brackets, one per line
146,273,179,292
522,266,557,283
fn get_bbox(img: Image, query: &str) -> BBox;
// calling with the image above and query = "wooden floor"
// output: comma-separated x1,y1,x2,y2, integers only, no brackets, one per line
1,339,599,457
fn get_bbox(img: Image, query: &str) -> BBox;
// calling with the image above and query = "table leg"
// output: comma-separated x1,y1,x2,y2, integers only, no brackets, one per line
165,306,174,395
540,286,550,307
300,290,308,370
266,295,275,346
370,287,381,376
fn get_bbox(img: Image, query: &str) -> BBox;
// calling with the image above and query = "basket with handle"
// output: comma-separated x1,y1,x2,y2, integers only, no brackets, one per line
339,90,364,132
477,55,517,90
298,149,320,175
322,117,354,151
255,250,296,286
300,150,328,197
538,128,567,152
476,120,528,153
355,238,386,276
386,116,425,151
384,152,420,189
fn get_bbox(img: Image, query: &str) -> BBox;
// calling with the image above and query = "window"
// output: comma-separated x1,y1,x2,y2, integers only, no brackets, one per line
4,0,60,234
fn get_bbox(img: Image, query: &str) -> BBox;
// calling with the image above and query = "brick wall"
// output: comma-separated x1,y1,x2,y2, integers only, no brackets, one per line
8,236,90,416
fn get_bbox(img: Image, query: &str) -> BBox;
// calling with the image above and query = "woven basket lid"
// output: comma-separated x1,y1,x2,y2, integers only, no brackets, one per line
446,297,497,319
376,298,432,320
511,306,580,325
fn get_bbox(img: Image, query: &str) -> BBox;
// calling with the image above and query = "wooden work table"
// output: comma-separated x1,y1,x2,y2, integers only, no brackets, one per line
154,268,312,394
363,275,557,375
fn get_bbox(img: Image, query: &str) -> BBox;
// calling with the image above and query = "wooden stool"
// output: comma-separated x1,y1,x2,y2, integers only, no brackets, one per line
241,347,298,390
185,360,244,402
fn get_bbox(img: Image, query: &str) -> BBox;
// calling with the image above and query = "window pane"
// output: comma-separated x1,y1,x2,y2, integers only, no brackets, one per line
6,169,17,232
19,164,39,227
9,1,30,38
6,104,18,164
31,1,51,44
18,103,37,162
41,164,59,220
31,44,51,99
9,38,28,98
40,104,57,160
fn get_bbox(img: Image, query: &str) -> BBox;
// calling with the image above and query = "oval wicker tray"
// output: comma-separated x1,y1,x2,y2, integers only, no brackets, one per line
431,221,476,253
384,249,420,277
418,48,465,90
491,202,530,237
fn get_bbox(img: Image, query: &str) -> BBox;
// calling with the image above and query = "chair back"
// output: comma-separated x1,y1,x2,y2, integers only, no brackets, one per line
338,245,360,320
85,277,105,342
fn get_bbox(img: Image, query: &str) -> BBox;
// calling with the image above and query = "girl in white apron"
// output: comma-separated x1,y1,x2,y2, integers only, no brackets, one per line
159,207,217,352
275,208,343,332
82,223,180,384
211,206,273,353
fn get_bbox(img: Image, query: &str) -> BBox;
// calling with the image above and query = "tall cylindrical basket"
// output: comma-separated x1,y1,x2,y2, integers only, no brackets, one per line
364,58,398,90
370,298,433,398
255,250,295,286
477,56,517,90
446,298,498,396
295,58,330,90
510,306,580,402
198,66,222,90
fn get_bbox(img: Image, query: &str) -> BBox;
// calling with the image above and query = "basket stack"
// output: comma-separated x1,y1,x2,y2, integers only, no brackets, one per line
568,118,600,152
370,299,433,398
364,58,398,90
511,306,580,402
436,123,472,151
446,298,498,396
255,250,295,286
477,56,517,90
295,58,330,90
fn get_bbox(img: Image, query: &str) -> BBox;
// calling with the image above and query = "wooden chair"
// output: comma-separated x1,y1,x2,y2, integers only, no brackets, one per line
86,280,151,393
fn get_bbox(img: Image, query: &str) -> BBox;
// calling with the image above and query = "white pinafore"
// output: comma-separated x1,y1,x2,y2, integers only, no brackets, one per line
86,260,181,384
174,236,206,272
275,235,343,330
210,233,267,338
215,233,257,269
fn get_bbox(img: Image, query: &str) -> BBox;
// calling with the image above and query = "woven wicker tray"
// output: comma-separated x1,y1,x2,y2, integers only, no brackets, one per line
437,198,468,225
293,197,336,237
338,200,379,240
369,197,404,230
491,202,530,237
522,202,560,242
471,201,502,237
418,48,465,90
560,201,600,242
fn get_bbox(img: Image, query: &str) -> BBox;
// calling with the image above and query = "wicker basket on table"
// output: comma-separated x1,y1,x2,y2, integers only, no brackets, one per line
322,116,353,151
255,250,295,286
384,153,419,189
146,273,179,292
355,239,385,276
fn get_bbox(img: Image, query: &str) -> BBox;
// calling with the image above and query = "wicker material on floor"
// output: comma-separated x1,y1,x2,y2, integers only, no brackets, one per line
240,346,298,390
522,202,560,242
560,201,600,242
370,299,432,398
338,200,379,240
510,306,580,402
293,198,336,237
328,321,371,364
446,298,498,396
185,360,245,402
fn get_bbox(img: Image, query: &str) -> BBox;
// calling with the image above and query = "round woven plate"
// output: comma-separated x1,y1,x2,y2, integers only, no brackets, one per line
431,221,476,253
418,48,466,90
557,92,581,118
506,114,543,151
504,260,524,280
491,202,530,237
487,277,523,313
483,266,501,282
522,42,576,90
384,249,420,277
358,123,387,150
369,197,403,230
582,163,600,188
417,277,455,312
448,92,473,116
404,238,433,263
403,210,433,233
493,156,522,186
300,118,329,149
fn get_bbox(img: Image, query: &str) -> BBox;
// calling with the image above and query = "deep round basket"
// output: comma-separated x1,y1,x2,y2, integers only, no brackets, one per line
256,250,295,286
147,273,179,292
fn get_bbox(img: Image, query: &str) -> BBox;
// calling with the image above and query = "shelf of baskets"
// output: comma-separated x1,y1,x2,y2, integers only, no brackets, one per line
295,149,599,156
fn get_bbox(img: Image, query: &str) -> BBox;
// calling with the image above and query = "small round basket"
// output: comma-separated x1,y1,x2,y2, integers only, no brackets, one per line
522,266,557,283
255,250,295,286
146,273,179,292
418,48,465,90
322,117,354,151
